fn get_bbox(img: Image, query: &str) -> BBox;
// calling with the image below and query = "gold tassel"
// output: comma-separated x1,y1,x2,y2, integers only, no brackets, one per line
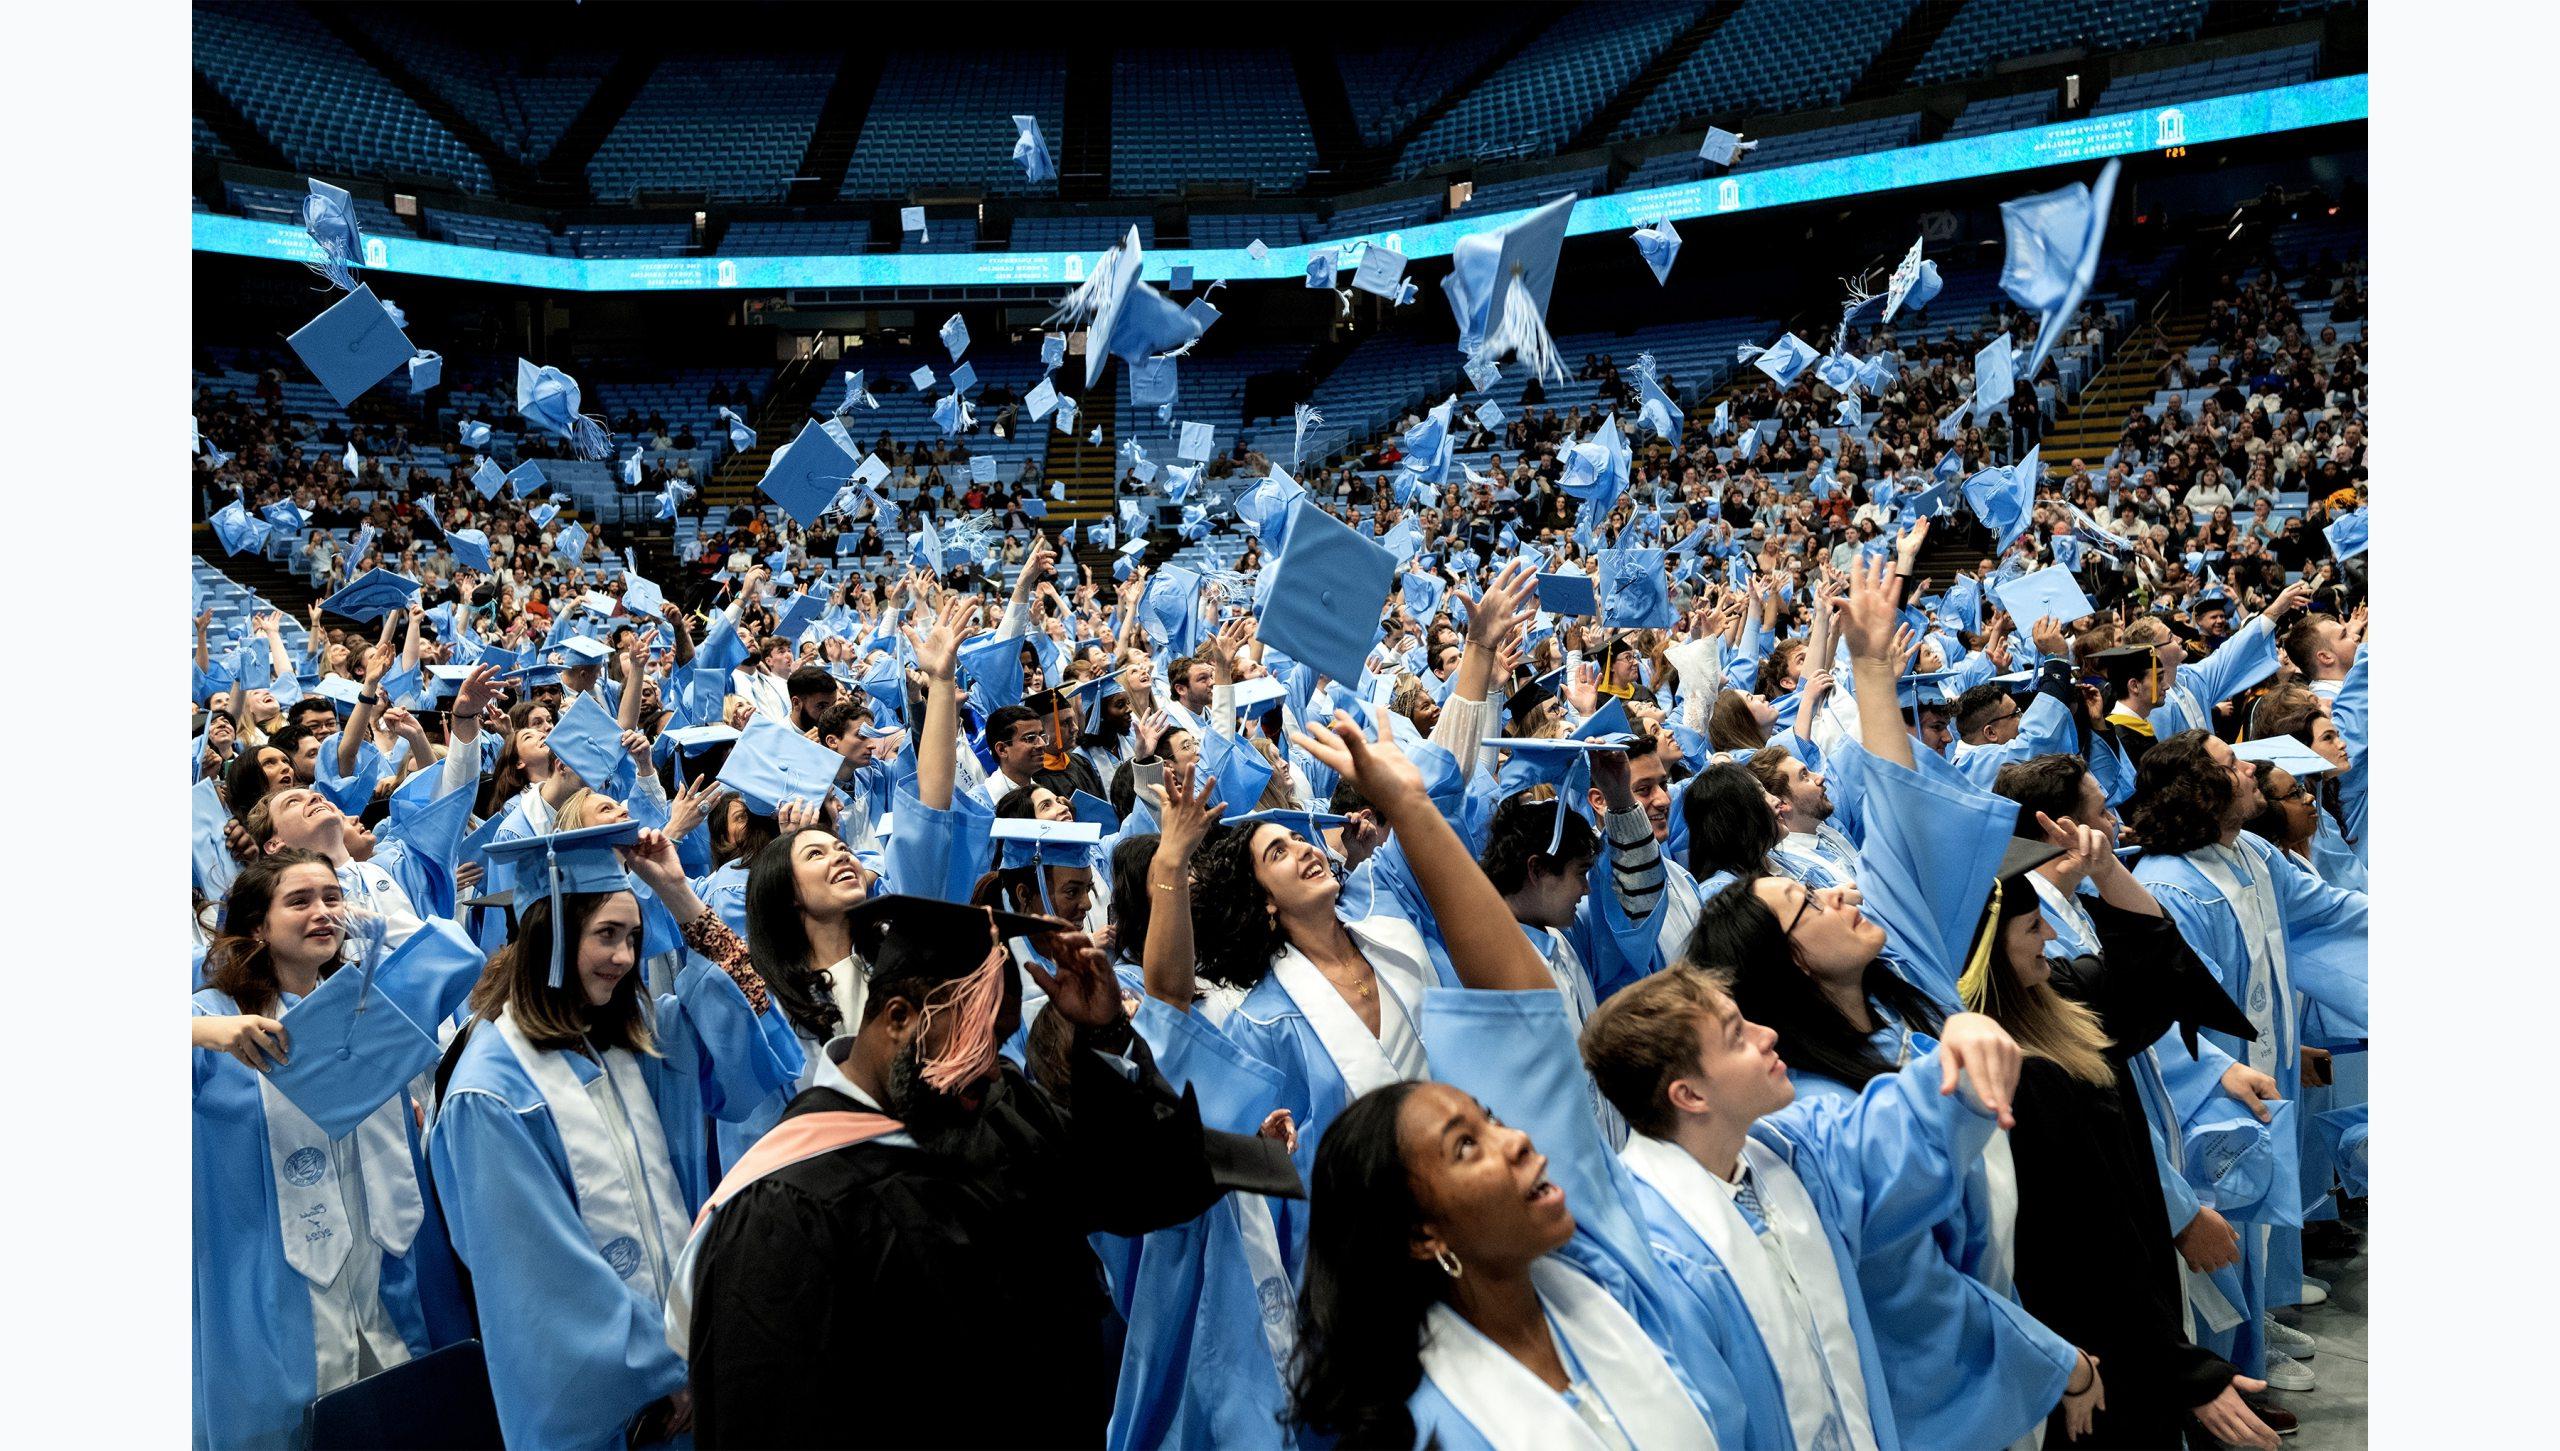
1958,880,2003,1009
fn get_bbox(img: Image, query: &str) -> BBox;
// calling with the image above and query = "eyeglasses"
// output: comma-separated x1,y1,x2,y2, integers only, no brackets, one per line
1783,888,1826,937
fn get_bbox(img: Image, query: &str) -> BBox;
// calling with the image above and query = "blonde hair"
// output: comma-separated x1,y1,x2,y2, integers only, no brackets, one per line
1965,930,2113,1087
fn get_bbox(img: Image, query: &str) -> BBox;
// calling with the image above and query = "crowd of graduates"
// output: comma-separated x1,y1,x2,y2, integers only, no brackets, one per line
190,168,2368,1451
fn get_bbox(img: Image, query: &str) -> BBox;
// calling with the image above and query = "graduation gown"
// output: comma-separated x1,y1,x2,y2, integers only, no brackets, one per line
2009,900,2253,1448
684,1032,1230,1449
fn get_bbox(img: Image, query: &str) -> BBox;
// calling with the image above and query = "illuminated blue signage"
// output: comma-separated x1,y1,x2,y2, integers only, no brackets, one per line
193,76,2364,293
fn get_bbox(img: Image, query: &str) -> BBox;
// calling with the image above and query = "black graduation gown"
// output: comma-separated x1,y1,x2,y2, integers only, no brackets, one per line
688,1032,1228,1450
2008,898,2257,1450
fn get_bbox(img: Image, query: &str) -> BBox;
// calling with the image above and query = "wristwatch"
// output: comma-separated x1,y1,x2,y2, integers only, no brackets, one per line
358,691,382,706
1077,1015,1137,1057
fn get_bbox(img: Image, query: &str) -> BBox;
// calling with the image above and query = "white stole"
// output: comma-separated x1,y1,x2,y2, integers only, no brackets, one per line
2026,874,2100,957
1233,1193,1297,1381
2185,844,2291,1076
255,1075,419,1391
495,1008,692,1305
1418,1258,1718,1451
1659,861,1702,965
1268,921,1429,1098
1977,1129,2021,1298
1620,1135,1876,1451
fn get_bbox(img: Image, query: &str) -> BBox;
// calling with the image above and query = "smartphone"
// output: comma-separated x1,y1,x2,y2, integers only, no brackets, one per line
1134,760,1167,798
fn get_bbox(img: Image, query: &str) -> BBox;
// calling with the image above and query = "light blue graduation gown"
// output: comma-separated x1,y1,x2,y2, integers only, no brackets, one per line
192,957,479,1450
426,961,800,1450
1625,1048,2000,1451
2329,647,2369,862
2136,835,2366,1357
1950,685,2073,788
1823,740,2014,1015
1420,988,1761,1451
2146,615,2277,740
1100,999,1301,1451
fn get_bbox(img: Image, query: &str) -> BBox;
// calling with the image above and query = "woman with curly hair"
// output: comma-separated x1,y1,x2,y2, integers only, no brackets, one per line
2124,729,2366,1392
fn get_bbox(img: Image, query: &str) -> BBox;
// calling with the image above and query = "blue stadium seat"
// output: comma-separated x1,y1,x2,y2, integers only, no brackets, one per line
348,10,612,166
716,220,874,256
1332,23,1539,147
1112,50,1318,193
1734,115,1923,172
559,222,695,259
1011,216,1156,253
424,208,561,255
1615,0,1920,140
1394,5,1707,180
1911,0,2213,87
839,50,1067,199
1946,89,2059,138
587,55,839,203
1189,213,1315,248
2090,43,2321,117
194,0,495,190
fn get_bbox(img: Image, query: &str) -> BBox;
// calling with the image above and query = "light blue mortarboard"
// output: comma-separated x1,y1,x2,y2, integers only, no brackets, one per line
1632,218,1681,285
504,460,547,497
288,284,415,407
1999,158,2123,381
1599,548,1674,629
514,358,611,460
717,715,844,815
1991,564,2094,633
301,179,364,291
1048,227,1203,388
1444,193,1575,376
480,822,641,986
1961,448,2039,552
1971,332,2016,423
940,313,971,361
459,420,492,449
407,351,442,393
470,457,505,499
446,528,491,573
268,925,484,1139
949,361,979,395
546,692,634,796
1747,332,1819,389
320,568,421,623
1536,571,1598,617
1012,114,1057,184
718,407,757,452
1254,499,1392,687
1697,127,1749,166
760,419,859,527
1131,355,1177,408
2325,508,2368,560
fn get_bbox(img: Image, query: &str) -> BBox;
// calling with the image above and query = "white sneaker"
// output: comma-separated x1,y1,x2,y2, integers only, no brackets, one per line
2263,1316,2317,1359
2296,1276,2330,1307
2262,1352,2316,1392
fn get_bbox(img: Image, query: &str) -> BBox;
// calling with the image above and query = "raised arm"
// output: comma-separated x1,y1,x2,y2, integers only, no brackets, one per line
1291,713,1551,992
1139,764,1228,1012
1841,549,1914,770
615,637,646,733
902,593,977,812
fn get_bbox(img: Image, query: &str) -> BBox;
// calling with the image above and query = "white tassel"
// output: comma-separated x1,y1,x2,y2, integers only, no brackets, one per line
1736,342,1766,364
1293,403,1323,468
1476,276,1566,383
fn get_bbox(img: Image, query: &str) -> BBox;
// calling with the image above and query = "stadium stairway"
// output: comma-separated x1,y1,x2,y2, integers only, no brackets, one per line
192,526,328,620
703,356,831,514
536,50,659,203
2037,304,2207,475
1845,1,1970,103
1043,370,1122,574
308,5,538,196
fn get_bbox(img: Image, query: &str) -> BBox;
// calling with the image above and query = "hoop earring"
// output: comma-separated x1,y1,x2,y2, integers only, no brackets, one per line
1435,1247,1463,1279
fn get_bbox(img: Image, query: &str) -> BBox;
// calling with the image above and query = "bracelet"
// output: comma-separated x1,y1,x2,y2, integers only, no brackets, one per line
358,692,382,706
2065,1353,2095,1396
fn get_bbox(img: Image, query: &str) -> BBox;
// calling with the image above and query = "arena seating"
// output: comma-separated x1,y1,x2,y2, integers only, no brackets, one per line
1190,213,1316,249
1946,89,2059,139
347,10,613,166
1011,216,1157,253
2093,42,2322,116
1112,50,1319,193
1458,168,1606,216
1393,4,1708,179
1332,24,1538,148
839,49,1068,200
423,208,560,255
1911,0,2213,87
195,115,233,159
559,222,694,259
194,0,494,190
586,54,840,203
716,220,874,256
1326,195,1445,238
1613,0,1921,140
1734,114,1925,172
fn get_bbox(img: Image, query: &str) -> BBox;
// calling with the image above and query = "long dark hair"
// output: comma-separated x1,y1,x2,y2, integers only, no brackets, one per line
1108,834,1160,966
1682,760,1783,880
223,745,283,818
1690,874,1945,1090
744,828,850,1044
1189,824,1285,990
467,891,655,1056
2127,729,2230,854
1289,1081,1442,1448
201,849,340,1012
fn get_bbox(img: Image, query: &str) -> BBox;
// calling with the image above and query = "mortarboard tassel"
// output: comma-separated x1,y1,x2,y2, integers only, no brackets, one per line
917,920,1011,1095
544,841,568,989
1477,275,1567,384
1957,880,2005,1008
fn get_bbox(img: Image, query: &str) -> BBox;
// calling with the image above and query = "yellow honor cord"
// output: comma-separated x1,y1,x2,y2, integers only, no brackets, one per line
1957,879,2003,1009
